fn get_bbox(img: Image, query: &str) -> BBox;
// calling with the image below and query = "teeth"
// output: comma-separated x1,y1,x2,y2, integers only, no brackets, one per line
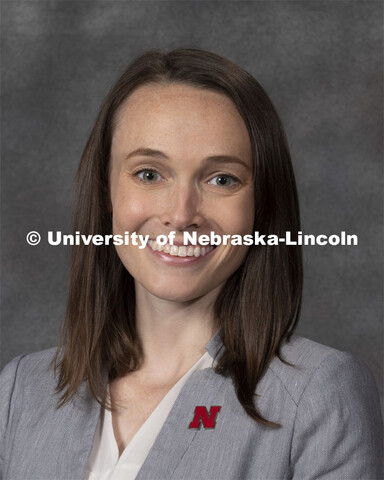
178,246,187,257
148,242,215,258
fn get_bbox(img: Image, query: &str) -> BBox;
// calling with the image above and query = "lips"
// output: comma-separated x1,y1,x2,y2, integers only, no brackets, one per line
148,239,215,258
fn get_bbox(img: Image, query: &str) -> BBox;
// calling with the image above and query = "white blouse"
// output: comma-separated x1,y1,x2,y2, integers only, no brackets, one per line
85,351,214,480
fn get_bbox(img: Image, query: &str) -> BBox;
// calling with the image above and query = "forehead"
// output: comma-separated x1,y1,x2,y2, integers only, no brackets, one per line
111,83,252,162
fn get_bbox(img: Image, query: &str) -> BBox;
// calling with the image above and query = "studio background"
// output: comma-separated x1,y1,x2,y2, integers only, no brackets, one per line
1,1,382,409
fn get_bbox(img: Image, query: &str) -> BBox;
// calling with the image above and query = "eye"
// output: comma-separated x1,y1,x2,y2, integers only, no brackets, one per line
134,169,162,182
208,174,239,187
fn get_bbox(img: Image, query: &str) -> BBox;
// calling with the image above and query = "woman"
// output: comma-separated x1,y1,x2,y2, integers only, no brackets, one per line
1,48,382,480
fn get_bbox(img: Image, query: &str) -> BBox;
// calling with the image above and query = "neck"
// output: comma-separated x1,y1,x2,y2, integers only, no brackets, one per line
134,282,221,378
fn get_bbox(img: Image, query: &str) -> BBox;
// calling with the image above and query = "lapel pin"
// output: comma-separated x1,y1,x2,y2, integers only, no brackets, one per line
188,405,221,429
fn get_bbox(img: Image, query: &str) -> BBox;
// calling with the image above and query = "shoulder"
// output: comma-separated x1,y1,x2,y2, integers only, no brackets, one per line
268,335,379,407
1,346,58,385
0,347,59,447
0,347,59,410
270,336,384,478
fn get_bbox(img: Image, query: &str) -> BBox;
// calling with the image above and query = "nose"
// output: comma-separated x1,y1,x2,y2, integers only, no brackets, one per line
160,181,203,231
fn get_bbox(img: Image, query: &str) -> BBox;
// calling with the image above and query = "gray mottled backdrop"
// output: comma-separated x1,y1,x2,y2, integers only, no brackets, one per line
1,1,382,407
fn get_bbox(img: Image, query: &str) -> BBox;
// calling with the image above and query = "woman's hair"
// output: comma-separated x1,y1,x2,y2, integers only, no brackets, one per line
53,48,302,428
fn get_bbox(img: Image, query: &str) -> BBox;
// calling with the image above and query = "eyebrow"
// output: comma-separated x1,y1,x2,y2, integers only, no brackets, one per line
124,147,252,171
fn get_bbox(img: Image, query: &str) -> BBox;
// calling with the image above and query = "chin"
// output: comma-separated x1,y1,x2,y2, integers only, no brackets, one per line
140,278,216,303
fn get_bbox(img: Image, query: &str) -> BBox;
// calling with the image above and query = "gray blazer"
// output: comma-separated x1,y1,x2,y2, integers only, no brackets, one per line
1,334,383,480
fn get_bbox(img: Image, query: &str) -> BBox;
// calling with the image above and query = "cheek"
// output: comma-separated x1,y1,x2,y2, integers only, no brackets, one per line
112,187,152,232
211,192,255,235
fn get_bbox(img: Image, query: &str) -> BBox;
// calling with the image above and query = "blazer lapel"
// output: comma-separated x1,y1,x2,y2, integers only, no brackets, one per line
136,330,226,480
4,360,103,480
64,379,103,480
205,329,225,360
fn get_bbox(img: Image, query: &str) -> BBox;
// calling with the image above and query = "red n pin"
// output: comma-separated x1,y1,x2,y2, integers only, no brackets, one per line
188,406,221,429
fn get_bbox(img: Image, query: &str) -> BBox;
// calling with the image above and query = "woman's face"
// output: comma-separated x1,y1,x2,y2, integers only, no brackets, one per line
110,83,254,302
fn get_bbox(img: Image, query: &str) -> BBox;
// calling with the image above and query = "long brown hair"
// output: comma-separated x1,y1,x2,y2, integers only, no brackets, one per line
53,48,302,428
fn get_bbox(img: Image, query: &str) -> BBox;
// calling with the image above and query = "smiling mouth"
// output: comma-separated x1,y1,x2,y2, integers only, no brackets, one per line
148,239,216,258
